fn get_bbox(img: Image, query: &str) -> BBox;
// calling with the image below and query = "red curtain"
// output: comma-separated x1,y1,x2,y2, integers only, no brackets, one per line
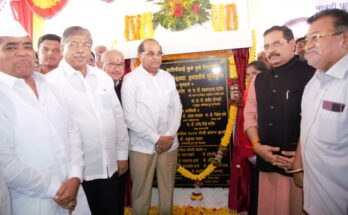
10,0,33,38
228,48,253,212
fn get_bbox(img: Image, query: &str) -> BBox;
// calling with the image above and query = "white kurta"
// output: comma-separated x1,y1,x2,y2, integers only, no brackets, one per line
47,60,129,181
301,54,348,215
121,65,182,154
0,72,84,215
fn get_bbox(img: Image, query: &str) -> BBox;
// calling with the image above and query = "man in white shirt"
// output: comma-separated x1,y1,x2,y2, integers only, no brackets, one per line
0,22,83,215
294,9,348,215
101,49,126,103
122,39,182,215
47,26,129,215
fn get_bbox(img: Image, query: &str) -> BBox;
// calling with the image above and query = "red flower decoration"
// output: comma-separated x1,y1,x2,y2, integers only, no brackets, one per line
193,3,199,13
173,5,183,17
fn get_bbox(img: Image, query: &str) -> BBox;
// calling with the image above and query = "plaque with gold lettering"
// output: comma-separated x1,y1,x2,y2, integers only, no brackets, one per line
162,55,231,187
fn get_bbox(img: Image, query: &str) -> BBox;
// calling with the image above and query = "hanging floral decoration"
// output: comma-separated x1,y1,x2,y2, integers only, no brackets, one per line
124,12,154,41
25,0,67,18
148,0,211,31
211,3,238,32
248,29,257,63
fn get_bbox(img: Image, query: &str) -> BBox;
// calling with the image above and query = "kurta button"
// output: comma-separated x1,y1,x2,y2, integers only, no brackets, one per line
274,74,279,78
270,105,274,109
272,89,277,93
268,123,273,126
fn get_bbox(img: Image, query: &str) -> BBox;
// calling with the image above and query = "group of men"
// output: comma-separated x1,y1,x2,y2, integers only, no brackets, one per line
0,8,347,215
0,22,182,215
244,8,348,215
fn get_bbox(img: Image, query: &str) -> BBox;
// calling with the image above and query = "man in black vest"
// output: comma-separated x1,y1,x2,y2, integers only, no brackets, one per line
244,26,315,215
100,49,127,215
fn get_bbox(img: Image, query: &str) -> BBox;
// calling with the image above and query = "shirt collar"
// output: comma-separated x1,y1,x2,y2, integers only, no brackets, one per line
0,71,45,88
61,59,97,78
324,54,348,79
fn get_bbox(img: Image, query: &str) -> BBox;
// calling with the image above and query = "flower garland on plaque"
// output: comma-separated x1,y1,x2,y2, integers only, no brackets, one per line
133,51,238,201
148,0,211,31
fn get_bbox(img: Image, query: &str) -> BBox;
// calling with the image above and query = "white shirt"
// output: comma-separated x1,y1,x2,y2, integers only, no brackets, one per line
47,60,129,180
122,65,182,154
301,54,348,215
0,71,83,215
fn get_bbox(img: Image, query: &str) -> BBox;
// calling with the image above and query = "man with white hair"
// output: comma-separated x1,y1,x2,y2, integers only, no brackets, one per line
0,22,84,215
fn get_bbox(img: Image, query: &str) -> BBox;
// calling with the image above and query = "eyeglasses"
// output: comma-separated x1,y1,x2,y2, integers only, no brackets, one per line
66,42,91,50
263,40,284,51
142,51,163,57
305,31,344,44
105,62,125,68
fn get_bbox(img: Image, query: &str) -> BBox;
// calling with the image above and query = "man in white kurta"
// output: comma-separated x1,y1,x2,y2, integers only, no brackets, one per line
299,9,348,215
122,39,182,215
0,23,84,215
46,26,129,215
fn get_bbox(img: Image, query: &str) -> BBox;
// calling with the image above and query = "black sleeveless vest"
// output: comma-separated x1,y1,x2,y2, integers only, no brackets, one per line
255,56,315,175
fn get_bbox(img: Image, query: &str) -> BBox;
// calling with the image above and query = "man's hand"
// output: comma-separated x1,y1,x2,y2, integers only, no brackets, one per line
54,177,80,209
155,136,174,153
117,160,128,176
253,144,280,164
273,151,295,171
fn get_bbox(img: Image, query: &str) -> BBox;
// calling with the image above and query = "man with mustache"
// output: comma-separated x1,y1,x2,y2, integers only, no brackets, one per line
0,22,83,215
37,34,63,74
244,25,315,215
47,26,129,215
294,9,348,215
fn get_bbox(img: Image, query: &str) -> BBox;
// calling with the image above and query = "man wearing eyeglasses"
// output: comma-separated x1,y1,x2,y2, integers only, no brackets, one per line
122,39,182,215
292,9,348,215
37,34,63,74
244,25,315,215
101,49,126,103
47,26,129,215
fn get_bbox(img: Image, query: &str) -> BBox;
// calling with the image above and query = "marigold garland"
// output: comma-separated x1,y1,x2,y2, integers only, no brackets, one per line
248,29,257,63
211,3,238,32
124,12,154,41
125,206,237,215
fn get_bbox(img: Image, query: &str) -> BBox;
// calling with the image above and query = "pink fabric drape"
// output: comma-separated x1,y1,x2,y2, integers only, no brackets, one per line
228,48,253,212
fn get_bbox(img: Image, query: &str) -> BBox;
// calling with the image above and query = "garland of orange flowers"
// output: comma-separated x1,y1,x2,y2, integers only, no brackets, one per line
226,3,238,31
212,3,238,32
248,29,257,63
125,12,154,41
246,29,257,88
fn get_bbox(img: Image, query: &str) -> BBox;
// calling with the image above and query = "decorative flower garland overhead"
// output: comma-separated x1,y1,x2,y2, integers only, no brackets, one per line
125,12,154,41
148,0,211,31
25,0,67,18
211,3,238,32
